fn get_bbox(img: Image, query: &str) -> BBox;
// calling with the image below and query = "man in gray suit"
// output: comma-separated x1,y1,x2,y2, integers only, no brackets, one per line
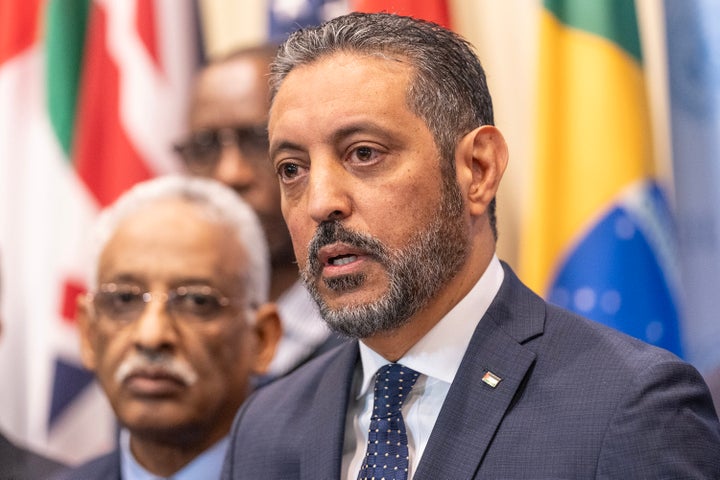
222,12,720,479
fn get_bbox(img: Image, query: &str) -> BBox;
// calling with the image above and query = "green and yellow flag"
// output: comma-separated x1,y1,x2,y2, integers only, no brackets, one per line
521,0,683,354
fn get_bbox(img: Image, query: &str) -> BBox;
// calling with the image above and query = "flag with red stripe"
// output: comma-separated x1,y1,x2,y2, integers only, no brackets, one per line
352,0,450,28
0,0,200,464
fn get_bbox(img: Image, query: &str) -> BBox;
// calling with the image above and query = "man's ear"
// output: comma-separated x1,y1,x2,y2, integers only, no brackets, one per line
456,125,508,217
77,294,98,371
251,303,282,375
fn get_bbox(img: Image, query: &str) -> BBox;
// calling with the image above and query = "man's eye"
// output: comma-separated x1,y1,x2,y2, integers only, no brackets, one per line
115,291,140,305
96,290,143,317
350,145,380,164
174,292,223,315
278,162,301,181
355,146,373,161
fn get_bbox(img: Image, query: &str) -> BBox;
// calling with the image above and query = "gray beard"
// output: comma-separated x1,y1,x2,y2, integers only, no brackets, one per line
300,177,468,338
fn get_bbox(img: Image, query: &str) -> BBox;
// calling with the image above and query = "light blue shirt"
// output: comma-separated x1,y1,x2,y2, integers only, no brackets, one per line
119,429,229,480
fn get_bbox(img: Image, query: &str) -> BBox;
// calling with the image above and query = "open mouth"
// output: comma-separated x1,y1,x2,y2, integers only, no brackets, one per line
315,243,370,278
329,254,358,266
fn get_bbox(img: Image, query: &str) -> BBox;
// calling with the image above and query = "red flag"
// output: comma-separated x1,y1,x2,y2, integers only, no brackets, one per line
0,0,42,64
352,0,450,28
73,2,152,207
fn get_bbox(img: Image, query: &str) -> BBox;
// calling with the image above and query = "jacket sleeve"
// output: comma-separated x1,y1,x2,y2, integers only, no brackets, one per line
596,358,720,478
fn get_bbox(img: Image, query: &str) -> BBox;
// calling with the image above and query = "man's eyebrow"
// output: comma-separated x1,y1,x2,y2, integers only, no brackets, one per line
331,122,387,143
105,273,141,283
269,139,304,159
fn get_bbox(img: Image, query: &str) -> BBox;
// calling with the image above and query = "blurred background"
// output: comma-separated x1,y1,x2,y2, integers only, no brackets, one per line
1,0,718,465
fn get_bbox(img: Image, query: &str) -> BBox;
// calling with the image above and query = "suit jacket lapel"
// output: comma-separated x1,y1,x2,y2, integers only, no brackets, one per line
415,263,545,480
300,342,359,480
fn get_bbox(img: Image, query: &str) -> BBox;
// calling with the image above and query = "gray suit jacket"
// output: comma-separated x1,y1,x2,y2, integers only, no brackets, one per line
222,263,720,479
0,432,65,480
49,450,119,480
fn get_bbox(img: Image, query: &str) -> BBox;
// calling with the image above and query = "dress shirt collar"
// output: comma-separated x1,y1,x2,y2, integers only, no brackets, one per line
119,428,229,480
357,255,504,396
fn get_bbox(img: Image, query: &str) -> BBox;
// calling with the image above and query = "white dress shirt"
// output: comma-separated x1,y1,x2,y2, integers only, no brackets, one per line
341,256,504,480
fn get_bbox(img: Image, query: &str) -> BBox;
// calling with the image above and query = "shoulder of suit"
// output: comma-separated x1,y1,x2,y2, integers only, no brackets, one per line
49,450,119,480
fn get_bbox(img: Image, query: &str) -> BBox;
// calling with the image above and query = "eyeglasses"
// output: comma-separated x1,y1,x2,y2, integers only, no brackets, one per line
173,125,269,175
88,283,241,324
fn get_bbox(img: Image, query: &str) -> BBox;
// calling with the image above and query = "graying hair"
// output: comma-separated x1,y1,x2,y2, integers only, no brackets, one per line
87,175,270,309
270,12,498,238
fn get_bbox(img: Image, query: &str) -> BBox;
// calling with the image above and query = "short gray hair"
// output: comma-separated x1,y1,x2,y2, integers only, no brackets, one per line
87,175,270,308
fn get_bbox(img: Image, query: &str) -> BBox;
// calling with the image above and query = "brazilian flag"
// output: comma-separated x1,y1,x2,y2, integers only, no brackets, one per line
520,0,683,355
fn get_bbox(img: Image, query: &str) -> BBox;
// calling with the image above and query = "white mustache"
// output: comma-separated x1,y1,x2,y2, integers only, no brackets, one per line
114,351,198,386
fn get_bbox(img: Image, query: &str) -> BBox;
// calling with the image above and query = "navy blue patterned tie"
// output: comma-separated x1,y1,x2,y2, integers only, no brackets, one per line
358,363,420,480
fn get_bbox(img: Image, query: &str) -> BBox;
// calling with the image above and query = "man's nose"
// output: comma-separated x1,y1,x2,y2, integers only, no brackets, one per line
306,156,352,224
131,298,178,353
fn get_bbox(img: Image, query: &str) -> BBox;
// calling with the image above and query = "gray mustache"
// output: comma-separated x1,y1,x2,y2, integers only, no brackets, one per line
114,351,198,386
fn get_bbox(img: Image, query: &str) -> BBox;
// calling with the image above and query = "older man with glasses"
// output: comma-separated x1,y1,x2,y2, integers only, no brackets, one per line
51,175,280,480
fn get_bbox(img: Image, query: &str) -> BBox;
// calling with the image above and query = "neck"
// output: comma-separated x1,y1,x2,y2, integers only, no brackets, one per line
362,246,494,362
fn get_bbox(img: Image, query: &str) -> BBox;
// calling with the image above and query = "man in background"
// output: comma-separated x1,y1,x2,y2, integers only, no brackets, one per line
0,256,65,479
53,176,280,479
174,45,342,380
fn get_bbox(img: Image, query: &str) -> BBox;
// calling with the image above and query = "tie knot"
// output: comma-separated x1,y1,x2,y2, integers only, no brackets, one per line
372,363,420,418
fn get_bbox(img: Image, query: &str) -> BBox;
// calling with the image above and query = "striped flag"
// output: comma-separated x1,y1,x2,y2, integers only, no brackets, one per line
0,0,199,464
519,0,683,355
664,0,720,410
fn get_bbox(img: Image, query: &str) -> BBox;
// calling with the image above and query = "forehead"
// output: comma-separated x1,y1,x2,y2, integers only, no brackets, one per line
269,52,416,133
99,198,245,283
191,55,271,129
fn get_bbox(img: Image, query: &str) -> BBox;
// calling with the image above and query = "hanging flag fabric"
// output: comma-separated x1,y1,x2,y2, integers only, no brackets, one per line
266,0,450,46
0,0,200,464
352,0,450,28
268,0,350,44
520,0,683,355
664,0,720,410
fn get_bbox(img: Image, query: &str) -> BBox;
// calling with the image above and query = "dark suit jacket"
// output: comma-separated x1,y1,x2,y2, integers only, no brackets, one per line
0,432,65,480
222,263,720,479
49,450,119,480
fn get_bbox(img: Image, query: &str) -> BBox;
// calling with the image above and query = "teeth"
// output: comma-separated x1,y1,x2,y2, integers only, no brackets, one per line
331,255,357,266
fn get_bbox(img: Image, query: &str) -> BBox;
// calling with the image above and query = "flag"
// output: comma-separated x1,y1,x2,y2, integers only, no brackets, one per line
353,0,450,28
199,0,454,61
0,0,200,464
268,0,350,44
519,0,683,355
664,0,720,411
